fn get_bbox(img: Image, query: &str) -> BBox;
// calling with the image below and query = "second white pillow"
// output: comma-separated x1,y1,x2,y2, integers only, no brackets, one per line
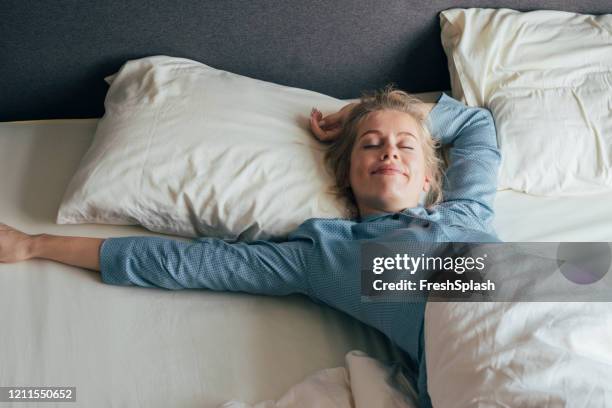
441,8,612,196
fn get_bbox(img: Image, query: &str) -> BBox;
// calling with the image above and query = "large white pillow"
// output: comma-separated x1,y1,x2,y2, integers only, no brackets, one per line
57,56,349,240
440,8,612,195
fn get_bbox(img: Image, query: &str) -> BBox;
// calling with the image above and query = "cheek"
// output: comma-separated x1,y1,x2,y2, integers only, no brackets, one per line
349,150,365,179
406,152,428,179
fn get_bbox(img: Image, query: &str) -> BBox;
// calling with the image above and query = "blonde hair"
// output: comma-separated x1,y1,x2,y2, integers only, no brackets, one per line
325,85,444,218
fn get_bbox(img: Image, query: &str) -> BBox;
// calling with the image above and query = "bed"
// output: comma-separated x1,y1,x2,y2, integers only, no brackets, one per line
1,119,409,407
1,1,612,408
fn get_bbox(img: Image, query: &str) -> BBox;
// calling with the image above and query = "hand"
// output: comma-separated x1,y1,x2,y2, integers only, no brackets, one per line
309,102,357,142
417,102,436,119
0,223,35,263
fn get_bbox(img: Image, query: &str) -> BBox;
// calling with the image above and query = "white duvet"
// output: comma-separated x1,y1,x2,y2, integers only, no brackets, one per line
426,302,612,407
222,351,417,408
234,304,612,408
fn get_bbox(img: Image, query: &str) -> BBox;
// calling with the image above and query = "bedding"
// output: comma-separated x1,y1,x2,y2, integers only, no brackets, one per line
440,8,612,196
55,56,442,242
222,350,418,408
430,15,612,401
0,119,407,407
56,56,350,241
425,302,612,407
4,1,612,407
3,118,612,407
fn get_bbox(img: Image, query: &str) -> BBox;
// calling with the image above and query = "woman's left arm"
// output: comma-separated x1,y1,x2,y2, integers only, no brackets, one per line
427,93,501,230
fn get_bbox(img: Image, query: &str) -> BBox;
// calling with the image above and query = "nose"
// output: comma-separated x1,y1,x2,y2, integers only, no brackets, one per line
380,145,399,161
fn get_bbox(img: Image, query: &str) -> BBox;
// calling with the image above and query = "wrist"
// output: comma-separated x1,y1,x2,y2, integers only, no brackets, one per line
28,233,49,259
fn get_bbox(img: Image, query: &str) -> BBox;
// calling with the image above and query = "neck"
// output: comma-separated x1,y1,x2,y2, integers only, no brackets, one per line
357,202,414,219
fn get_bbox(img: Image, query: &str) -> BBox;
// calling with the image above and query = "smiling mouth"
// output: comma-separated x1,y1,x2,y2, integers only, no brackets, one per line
373,168,403,175
372,167,408,177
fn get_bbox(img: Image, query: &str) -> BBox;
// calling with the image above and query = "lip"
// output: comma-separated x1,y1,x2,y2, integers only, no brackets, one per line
371,165,406,176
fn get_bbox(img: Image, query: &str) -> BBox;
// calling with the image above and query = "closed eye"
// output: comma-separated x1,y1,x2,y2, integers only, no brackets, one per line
363,144,380,149
400,146,415,150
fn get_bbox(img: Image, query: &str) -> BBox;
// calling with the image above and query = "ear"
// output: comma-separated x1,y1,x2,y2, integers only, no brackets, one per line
422,174,431,193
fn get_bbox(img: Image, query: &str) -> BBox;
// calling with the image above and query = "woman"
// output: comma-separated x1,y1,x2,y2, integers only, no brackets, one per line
0,86,500,406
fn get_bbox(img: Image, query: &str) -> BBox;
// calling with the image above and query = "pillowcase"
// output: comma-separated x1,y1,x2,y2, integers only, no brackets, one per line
57,55,349,240
440,8,612,195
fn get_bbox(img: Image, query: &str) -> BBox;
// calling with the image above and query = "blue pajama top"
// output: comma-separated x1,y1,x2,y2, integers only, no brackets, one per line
99,93,501,407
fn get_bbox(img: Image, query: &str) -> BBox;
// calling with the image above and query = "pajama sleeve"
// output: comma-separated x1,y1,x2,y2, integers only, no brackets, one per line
99,235,314,295
427,93,502,231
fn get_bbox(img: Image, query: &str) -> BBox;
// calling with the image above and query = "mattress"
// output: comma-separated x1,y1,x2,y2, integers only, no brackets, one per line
0,120,405,407
1,119,611,407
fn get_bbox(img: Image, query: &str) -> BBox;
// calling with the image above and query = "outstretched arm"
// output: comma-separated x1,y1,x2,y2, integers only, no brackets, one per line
0,223,102,270
98,235,312,294
0,223,312,295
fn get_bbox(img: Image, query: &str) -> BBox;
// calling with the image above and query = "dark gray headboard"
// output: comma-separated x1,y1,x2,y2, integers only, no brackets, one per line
1,0,610,121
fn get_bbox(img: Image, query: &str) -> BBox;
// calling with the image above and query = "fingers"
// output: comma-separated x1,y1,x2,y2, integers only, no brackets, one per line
309,108,327,141
310,108,344,142
318,101,356,131
311,107,339,129
324,127,343,139
319,110,343,128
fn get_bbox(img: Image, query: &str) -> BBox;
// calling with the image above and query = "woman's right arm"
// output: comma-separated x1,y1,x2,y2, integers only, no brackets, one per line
309,103,356,141
0,223,102,271
0,223,313,296
98,235,313,295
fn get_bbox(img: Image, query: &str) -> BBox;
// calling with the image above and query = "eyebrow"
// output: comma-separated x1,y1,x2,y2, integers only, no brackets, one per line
358,129,418,140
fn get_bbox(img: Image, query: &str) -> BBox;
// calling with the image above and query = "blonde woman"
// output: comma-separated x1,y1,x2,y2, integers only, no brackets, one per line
0,86,501,406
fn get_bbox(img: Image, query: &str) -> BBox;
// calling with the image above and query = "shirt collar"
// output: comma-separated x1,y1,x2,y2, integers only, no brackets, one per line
401,206,429,217
357,205,428,223
358,212,391,223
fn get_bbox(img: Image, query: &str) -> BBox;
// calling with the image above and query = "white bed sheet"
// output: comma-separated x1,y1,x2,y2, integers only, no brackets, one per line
0,120,405,408
493,189,612,242
2,119,612,407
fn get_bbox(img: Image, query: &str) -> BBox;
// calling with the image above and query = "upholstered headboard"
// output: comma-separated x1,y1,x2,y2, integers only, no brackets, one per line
1,0,610,121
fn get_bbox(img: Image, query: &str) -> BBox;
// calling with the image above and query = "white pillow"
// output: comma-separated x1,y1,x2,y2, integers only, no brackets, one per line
57,56,349,240
440,8,612,195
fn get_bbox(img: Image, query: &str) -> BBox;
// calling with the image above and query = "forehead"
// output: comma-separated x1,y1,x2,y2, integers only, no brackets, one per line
357,109,421,138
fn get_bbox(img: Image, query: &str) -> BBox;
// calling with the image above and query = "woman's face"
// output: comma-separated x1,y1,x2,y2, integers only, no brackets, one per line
349,109,430,217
